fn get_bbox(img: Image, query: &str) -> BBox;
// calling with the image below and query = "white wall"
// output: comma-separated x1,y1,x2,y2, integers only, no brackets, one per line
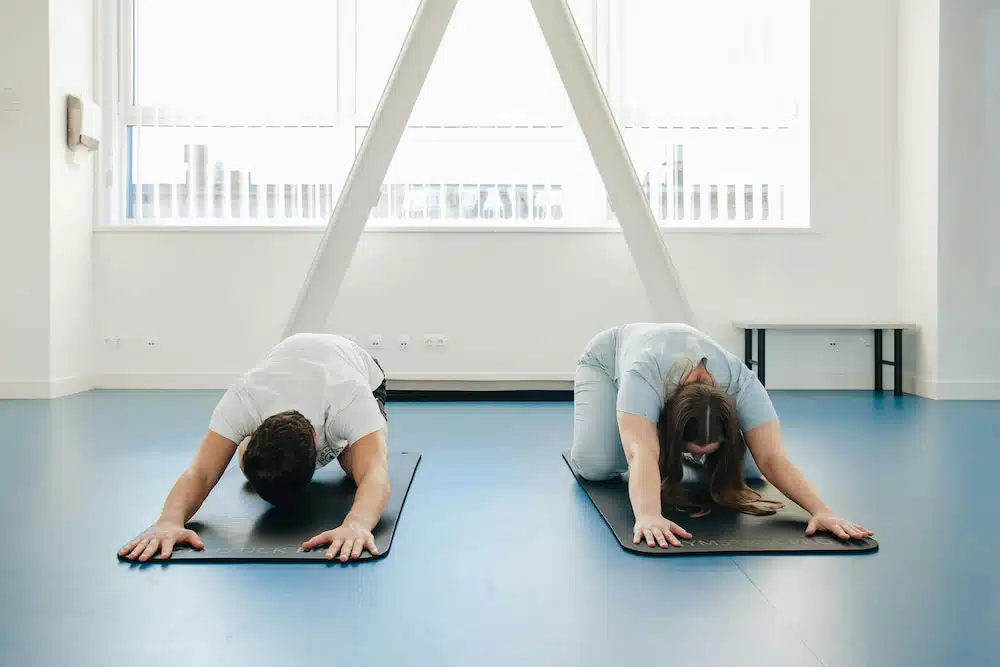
0,0,94,398
935,0,1000,398
94,0,904,391
897,0,1000,400
897,0,940,396
48,0,95,390
0,0,52,391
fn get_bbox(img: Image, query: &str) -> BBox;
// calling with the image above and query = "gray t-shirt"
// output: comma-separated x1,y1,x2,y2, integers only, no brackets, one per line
579,323,777,432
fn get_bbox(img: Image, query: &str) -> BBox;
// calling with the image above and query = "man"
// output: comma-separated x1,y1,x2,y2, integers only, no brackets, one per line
118,333,391,563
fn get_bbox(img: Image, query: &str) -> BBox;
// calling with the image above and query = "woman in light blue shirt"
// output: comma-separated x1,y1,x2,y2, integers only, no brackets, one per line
571,323,872,549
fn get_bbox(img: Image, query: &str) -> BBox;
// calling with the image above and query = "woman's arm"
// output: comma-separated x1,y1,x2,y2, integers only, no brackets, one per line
618,412,662,518
618,412,692,547
746,421,872,540
745,421,830,515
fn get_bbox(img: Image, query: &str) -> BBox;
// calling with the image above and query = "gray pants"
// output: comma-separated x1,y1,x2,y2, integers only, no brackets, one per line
570,361,763,482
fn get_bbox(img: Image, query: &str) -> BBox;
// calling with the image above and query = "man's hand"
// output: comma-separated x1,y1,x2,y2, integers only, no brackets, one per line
806,513,873,540
118,522,204,561
633,514,692,548
302,521,378,562
116,430,236,562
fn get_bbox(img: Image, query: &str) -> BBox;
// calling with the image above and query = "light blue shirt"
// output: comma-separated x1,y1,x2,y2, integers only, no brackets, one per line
579,323,778,432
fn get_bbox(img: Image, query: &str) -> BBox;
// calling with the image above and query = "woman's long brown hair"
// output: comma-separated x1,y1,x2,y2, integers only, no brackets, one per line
656,382,783,516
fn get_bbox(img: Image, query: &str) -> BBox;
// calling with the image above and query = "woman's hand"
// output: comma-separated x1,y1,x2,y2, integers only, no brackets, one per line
806,513,873,540
633,514,692,548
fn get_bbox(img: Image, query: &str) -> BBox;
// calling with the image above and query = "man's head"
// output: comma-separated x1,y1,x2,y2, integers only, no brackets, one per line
242,410,317,507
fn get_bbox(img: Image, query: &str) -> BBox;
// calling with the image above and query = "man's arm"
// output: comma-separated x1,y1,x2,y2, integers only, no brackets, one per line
118,430,237,561
746,421,872,540
338,428,391,532
158,430,239,525
301,428,390,561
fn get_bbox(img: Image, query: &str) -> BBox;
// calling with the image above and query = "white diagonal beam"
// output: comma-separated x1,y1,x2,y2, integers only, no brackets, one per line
529,0,694,323
284,0,460,336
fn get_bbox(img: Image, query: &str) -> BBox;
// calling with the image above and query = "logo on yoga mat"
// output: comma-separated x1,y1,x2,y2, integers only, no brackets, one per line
671,505,712,518
686,537,840,547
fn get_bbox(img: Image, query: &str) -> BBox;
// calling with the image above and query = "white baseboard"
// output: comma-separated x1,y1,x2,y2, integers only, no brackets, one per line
390,377,574,392
0,375,93,399
932,381,1000,401
0,382,55,399
758,372,884,391
388,372,573,392
761,373,998,401
901,374,1000,400
50,374,94,398
68,372,1000,401
95,373,239,390
905,372,935,399
94,371,575,391
387,372,573,382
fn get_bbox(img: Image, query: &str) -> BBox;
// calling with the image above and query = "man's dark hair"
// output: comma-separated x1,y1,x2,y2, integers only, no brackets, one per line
243,410,317,506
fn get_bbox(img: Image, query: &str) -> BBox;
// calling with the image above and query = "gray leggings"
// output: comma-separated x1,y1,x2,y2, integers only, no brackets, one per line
570,361,763,482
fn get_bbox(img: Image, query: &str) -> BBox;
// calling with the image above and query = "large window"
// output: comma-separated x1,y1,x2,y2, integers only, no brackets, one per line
100,0,809,228
610,0,809,228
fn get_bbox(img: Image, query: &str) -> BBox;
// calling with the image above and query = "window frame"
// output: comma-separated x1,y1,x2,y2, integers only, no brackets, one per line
97,0,810,232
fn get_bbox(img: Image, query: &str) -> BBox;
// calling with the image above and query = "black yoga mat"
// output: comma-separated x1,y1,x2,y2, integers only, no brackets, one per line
563,451,877,555
123,451,420,562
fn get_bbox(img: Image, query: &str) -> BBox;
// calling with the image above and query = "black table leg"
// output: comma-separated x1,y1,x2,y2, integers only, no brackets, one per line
874,328,883,392
757,328,766,386
744,328,753,371
894,328,903,396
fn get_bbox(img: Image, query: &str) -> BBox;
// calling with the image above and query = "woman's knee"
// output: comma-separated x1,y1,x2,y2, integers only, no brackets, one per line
571,362,624,478
571,452,627,481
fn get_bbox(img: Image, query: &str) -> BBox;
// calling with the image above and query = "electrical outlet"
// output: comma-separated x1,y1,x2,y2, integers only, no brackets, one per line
423,333,447,349
397,334,411,351
146,337,159,347
368,334,383,349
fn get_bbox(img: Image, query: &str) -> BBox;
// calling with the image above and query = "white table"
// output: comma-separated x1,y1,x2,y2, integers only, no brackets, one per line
732,322,917,396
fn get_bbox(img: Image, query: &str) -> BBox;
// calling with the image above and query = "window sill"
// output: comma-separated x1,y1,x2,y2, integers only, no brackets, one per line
96,221,816,234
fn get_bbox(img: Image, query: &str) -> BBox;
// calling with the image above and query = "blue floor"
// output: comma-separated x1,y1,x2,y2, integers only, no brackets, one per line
2,390,999,666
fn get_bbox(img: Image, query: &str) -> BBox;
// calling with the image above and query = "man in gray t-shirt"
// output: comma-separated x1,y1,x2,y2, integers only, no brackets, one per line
571,322,872,550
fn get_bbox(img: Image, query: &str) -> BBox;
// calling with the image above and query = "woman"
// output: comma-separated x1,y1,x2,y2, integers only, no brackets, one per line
570,322,872,549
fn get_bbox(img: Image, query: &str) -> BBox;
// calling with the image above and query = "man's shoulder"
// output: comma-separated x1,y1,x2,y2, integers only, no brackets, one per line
275,333,372,362
219,372,250,397
271,332,346,353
